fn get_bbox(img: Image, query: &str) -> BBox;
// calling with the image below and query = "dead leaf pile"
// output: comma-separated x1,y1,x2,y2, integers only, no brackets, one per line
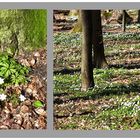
0,48,47,129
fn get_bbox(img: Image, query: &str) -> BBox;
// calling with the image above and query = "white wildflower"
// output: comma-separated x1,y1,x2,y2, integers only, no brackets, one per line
94,85,99,88
19,94,26,102
0,94,7,101
123,102,133,107
0,78,4,85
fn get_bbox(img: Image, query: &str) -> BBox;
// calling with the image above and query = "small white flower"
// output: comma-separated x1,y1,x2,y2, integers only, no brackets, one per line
94,85,99,88
0,94,7,101
19,94,26,102
0,78,4,85
123,102,133,107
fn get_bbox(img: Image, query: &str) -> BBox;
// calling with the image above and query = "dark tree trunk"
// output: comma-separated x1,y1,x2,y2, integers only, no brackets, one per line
81,10,108,91
137,10,140,23
91,10,108,68
122,10,126,32
117,10,132,26
81,10,94,91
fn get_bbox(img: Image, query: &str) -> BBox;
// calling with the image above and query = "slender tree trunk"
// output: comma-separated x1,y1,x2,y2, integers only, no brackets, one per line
81,10,94,91
117,10,132,25
122,10,126,32
91,10,108,68
137,10,140,23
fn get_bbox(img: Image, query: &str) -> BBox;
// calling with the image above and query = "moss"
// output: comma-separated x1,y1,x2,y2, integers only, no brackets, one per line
0,9,47,52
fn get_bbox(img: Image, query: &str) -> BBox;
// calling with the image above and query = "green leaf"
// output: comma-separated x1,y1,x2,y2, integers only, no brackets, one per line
5,69,11,78
0,53,29,85
33,100,44,108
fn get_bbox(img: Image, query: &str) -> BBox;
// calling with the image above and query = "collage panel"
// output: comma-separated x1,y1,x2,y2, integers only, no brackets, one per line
54,9,140,130
0,9,47,129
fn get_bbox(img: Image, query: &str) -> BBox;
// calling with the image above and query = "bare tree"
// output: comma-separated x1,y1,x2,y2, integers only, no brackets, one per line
81,10,94,91
137,10,140,23
91,10,108,68
122,10,126,32
81,10,107,91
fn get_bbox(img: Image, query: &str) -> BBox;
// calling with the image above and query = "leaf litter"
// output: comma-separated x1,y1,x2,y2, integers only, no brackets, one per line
0,48,47,129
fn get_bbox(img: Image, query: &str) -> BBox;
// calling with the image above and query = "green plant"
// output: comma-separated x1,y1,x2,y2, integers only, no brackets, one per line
0,53,29,86
53,32,140,49
9,94,20,106
33,100,44,108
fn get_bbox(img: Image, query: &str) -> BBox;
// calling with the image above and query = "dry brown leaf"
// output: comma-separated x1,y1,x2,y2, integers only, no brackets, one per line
20,59,30,67
0,125,9,129
26,88,32,94
35,108,46,116
14,114,23,125
20,105,29,114
34,52,40,57
38,116,46,128
30,58,36,66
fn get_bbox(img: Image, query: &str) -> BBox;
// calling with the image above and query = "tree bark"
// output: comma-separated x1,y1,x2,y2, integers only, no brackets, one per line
122,10,126,32
137,10,140,23
117,10,132,25
81,10,94,91
91,10,108,68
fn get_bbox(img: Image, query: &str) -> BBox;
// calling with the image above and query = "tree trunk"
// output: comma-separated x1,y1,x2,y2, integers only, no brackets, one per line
117,10,132,25
122,10,126,32
91,10,108,68
137,10,140,23
0,10,47,51
81,10,94,91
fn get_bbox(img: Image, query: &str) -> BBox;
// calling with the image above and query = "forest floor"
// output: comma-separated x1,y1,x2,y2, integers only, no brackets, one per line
0,48,47,129
53,10,140,130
